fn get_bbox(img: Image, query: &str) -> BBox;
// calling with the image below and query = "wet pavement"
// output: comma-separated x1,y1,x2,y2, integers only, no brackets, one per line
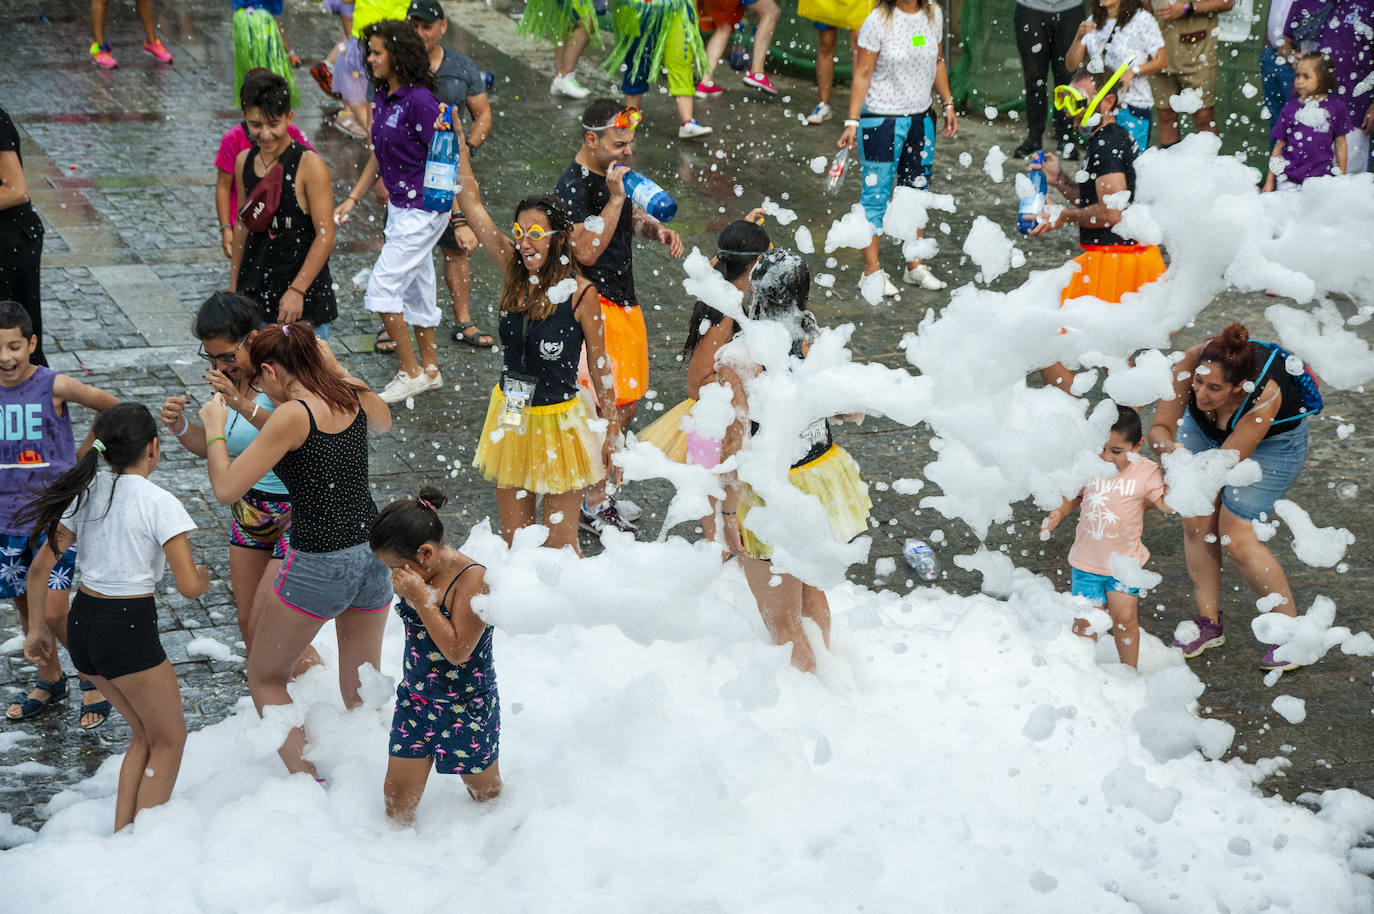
2,0,1371,831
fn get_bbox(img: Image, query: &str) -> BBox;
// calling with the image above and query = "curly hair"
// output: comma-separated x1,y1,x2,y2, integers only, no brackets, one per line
362,19,436,93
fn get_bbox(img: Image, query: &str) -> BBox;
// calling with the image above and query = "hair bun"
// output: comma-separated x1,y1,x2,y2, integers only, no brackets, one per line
417,486,448,511
1220,322,1249,354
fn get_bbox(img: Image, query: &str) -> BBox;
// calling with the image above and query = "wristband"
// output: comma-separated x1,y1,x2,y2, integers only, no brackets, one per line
172,417,190,437
347,195,359,203
220,223,234,231
206,435,227,446
288,285,307,297
249,402,260,421
843,118,861,127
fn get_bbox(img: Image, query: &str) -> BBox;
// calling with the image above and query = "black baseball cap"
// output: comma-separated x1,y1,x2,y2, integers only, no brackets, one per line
407,0,446,21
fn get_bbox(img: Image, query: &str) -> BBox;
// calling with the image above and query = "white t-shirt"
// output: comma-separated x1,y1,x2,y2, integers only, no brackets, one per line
61,471,197,597
858,5,944,116
1081,12,1166,111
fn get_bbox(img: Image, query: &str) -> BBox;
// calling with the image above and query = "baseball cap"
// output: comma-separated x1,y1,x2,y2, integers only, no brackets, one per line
407,0,446,21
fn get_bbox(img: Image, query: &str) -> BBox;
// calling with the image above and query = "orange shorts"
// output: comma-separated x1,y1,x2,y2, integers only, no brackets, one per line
579,296,649,407
1060,244,1166,305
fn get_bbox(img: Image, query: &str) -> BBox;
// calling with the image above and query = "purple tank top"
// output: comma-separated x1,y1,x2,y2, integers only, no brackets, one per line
0,367,77,536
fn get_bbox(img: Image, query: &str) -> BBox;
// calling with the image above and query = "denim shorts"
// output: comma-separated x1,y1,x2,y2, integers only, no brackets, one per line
1071,567,1141,605
274,541,393,621
1177,412,1309,521
0,534,76,599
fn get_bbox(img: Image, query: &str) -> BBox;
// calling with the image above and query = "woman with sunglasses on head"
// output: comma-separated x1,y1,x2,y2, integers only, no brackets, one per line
452,129,620,554
198,322,393,781
1028,62,1167,393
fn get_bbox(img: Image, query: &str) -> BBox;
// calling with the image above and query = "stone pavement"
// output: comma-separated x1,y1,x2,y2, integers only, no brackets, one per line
1,0,1371,830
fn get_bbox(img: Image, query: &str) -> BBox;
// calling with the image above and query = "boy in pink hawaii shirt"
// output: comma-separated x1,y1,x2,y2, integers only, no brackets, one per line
1042,406,1172,668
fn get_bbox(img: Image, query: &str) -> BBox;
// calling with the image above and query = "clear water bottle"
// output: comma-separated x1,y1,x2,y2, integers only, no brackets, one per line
824,146,852,196
1016,151,1047,235
903,538,940,582
421,109,458,213
729,25,752,71
621,169,678,222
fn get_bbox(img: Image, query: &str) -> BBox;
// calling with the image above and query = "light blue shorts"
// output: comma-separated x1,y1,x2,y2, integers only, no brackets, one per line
1177,412,1309,521
1071,567,1141,605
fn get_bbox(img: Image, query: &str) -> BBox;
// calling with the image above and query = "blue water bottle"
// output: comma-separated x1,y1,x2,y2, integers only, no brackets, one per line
422,109,457,213
621,169,677,223
1017,151,1047,235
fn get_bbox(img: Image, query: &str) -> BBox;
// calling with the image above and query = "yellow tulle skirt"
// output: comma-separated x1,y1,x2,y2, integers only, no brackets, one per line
473,386,605,494
739,444,871,561
636,398,694,464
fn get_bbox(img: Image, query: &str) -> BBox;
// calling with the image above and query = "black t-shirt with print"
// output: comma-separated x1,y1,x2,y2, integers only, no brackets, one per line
555,160,637,309
1077,123,1138,247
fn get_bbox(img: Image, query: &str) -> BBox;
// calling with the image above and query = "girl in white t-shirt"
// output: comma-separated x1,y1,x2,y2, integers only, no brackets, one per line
16,403,209,833
837,0,958,299
1065,0,1167,152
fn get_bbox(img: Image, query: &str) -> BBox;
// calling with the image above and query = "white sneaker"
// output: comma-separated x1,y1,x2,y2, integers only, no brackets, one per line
418,369,444,393
805,102,832,125
550,73,590,99
858,270,899,304
379,370,432,404
614,496,642,521
903,264,947,290
678,118,713,139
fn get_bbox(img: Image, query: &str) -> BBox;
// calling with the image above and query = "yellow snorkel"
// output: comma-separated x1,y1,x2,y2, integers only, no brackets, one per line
1053,56,1136,129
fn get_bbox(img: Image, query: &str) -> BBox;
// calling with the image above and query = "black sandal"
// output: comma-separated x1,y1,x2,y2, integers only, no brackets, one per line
6,674,68,721
374,330,398,354
452,321,494,348
78,678,112,731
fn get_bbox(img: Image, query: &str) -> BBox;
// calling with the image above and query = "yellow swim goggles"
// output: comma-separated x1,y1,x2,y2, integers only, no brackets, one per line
1053,57,1136,122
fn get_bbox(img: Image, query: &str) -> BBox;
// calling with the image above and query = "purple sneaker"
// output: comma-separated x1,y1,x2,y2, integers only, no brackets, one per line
1173,614,1225,658
1259,645,1301,671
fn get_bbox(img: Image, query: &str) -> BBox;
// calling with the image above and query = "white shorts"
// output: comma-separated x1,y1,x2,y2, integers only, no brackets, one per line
364,203,448,328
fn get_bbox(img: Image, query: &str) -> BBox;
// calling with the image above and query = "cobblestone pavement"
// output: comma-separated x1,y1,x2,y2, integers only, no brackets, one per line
2,0,1371,830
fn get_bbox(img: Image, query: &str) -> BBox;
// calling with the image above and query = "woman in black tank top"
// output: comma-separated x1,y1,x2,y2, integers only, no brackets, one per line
229,73,338,332
454,137,622,555
1147,322,1313,671
199,323,394,778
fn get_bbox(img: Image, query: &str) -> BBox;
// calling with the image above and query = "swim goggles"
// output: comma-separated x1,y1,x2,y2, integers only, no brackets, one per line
512,223,558,241
1053,57,1135,122
581,107,643,132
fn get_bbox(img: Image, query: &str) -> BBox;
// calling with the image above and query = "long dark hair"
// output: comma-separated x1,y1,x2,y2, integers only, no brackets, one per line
363,19,436,93
876,0,935,24
682,220,771,356
249,323,357,415
1198,322,1258,386
370,486,448,557
498,194,578,322
747,248,818,344
15,403,159,554
1091,0,1148,32
194,290,259,343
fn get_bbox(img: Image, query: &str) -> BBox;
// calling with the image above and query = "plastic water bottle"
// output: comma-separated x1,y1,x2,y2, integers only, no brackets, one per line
824,146,852,196
421,109,457,213
481,70,494,91
1016,151,1047,235
621,169,677,222
903,538,941,582
729,25,752,71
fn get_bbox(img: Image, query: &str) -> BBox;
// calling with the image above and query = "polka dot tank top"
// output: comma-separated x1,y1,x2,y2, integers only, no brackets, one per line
273,399,378,553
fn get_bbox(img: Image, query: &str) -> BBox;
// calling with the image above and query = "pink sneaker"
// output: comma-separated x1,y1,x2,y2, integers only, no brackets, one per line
742,71,776,94
89,42,118,69
695,80,724,98
143,38,173,63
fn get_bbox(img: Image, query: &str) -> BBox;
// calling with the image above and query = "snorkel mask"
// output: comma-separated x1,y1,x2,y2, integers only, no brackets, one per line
1053,57,1135,134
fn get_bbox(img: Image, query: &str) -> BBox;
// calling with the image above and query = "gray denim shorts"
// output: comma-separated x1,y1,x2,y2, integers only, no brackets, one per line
273,541,394,621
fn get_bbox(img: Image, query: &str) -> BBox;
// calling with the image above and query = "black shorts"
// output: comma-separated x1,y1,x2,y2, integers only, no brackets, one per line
436,219,465,253
67,591,166,680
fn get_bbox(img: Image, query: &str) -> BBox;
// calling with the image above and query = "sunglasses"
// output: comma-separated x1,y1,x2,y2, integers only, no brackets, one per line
1053,57,1134,121
512,223,559,241
582,107,642,132
198,336,248,366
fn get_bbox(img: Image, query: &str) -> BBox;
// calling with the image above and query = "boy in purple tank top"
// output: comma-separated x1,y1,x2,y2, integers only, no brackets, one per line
0,302,120,728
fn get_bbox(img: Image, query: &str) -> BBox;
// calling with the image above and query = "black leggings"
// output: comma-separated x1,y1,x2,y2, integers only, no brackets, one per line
0,209,46,367
1014,4,1079,142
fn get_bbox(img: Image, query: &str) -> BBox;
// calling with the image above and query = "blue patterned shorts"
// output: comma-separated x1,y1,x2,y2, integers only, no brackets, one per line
389,686,500,775
0,534,76,599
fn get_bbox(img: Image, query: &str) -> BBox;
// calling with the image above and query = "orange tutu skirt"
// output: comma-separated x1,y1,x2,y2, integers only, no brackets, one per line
739,444,871,561
1060,244,1166,305
636,398,694,464
473,386,605,494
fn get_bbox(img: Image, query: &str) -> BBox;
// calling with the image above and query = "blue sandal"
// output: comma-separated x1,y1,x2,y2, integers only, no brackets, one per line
78,678,112,731
6,674,69,721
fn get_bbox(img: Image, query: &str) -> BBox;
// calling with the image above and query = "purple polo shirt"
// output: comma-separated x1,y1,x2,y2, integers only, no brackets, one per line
1284,0,1374,122
370,84,440,209
1272,95,1357,181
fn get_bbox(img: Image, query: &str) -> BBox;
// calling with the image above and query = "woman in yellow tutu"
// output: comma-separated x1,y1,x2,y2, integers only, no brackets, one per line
454,135,621,553
716,249,871,673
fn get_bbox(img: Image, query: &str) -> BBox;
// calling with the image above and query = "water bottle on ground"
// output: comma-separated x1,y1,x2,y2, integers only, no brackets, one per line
1016,151,1047,235
621,169,678,222
421,108,458,213
903,538,940,582
729,24,752,71
481,70,494,90
824,146,852,196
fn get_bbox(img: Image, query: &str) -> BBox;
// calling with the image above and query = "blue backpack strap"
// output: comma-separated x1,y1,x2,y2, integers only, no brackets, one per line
1227,343,1279,432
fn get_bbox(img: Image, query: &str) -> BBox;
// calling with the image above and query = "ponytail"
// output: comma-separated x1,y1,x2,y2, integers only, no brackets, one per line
249,323,356,415
1198,322,1257,386
370,486,448,558
14,403,158,554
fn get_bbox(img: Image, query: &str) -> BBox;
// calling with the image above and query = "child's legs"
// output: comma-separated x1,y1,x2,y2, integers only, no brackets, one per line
9,593,65,685
245,593,327,776
705,26,732,82
1104,588,1140,668
747,0,780,67
334,605,389,709
496,487,539,546
91,661,186,831
461,760,502,802
800,583,830,648
384,755,433,825
815,27,838,104
740,556,814,672
543,489,585,554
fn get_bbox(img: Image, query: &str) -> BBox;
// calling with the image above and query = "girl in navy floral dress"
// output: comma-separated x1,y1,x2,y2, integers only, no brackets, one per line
369,486,500,824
